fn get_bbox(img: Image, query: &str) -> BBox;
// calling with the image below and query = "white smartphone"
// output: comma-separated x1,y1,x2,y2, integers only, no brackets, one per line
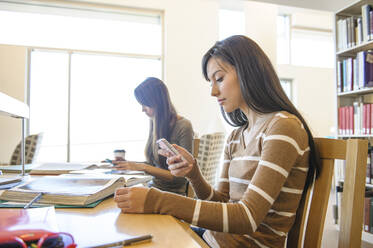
156,138,180,156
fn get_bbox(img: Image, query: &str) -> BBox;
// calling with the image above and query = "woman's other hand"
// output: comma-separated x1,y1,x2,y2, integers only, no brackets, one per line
114,187,149,213
113,161,145,171
158,144,196,178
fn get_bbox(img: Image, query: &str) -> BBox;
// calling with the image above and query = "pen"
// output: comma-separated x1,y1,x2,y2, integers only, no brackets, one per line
24,192,43,209
89,234,152,248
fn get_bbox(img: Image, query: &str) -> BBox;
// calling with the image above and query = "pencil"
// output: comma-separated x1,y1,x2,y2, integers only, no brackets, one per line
24,192,43,209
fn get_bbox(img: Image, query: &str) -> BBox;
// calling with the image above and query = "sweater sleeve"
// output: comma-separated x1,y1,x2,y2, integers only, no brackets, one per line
172,118,194,154
143,117,309,235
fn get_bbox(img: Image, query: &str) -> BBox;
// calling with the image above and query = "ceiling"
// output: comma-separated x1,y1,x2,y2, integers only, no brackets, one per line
246,0,355,12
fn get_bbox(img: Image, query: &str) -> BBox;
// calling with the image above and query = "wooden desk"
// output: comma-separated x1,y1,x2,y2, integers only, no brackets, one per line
55,197,209,247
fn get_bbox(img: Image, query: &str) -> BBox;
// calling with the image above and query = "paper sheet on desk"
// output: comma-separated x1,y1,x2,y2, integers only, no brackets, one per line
0,198,105,208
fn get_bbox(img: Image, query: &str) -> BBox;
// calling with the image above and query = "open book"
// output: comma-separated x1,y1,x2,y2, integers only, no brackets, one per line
0,162,111,175
0,175,22,186
0,175,23,190
0,174,152,206
0,174,151,206
29,162,101,175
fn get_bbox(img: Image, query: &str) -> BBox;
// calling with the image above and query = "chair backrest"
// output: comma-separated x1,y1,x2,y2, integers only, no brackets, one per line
10,133,43,165
193,138,200,158
287,138,368,248
196,132,225,186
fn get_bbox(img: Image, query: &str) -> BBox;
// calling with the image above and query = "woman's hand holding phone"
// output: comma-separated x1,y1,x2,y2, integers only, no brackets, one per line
157,140,196,178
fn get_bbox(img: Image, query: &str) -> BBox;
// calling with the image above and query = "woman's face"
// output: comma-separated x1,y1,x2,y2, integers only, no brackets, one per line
206,58,246,113
142,105,155,118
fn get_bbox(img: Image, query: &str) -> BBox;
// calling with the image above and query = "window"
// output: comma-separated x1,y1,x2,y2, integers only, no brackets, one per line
219,9,245,40
280,79,293,101
291,29,334,68
0,2,162,163
277,15,290,65
277,13,333,68
0,3,161,55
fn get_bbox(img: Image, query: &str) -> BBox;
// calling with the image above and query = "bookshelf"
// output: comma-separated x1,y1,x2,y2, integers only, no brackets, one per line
0,91,29,176
335,0,373,243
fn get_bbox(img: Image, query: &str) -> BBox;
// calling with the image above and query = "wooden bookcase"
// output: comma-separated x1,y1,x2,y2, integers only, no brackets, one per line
335,0,373,243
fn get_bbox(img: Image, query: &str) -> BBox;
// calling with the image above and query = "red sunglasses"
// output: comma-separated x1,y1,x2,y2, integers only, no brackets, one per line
0,232,76,248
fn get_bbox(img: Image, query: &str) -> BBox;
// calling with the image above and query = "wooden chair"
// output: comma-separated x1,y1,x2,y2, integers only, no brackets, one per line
186,138,200,197
287,138,368,248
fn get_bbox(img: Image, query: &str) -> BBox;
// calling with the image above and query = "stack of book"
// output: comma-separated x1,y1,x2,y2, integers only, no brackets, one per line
0,174,151,207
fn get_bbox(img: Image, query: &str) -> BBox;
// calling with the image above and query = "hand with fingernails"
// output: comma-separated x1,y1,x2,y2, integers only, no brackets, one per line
158,144,197,178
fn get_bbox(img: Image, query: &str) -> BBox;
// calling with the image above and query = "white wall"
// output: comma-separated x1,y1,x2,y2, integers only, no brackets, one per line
0,44,27,162
278,65,336,137
244,1,277,64
247,0,354,12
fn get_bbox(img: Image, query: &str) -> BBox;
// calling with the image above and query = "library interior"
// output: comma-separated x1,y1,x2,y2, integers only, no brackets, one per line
1,0,372,247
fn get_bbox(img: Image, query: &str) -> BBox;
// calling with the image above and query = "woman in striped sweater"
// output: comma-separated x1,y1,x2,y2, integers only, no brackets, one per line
114,35,321,248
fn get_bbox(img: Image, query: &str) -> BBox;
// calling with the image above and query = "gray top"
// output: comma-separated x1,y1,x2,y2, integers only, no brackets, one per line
148,117,193,194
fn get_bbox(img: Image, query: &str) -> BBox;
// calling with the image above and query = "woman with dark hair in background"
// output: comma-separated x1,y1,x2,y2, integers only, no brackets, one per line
113,77,193,195
114,36,321,248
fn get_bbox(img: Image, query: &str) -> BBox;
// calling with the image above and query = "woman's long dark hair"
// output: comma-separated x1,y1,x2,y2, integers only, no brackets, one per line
202,35,320,190
134,77,177,169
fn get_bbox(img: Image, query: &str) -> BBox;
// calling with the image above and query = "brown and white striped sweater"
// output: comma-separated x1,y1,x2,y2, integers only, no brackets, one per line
143,111,310,248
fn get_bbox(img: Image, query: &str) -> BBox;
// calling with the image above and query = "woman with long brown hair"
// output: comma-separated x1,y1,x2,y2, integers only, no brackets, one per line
113,77,193,195
114,36,320,248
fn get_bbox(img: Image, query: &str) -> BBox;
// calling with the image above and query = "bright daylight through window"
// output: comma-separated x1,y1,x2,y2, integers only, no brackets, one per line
0,2,162,163
277,13,333,68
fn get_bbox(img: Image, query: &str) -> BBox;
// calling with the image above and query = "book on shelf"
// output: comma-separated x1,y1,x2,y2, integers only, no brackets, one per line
0,174,151,206
338,99,373,135
337,50,373,93
337,4,373,51
362,4,372,42
363,190,373,234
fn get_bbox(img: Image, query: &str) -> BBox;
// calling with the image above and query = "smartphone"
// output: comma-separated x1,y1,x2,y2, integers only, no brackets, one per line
156,138,180,156
104,158,113,164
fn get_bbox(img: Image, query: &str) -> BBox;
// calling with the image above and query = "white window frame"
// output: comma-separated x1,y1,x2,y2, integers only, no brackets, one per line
280,78,293,102
0,1,164,162
277,12,333,68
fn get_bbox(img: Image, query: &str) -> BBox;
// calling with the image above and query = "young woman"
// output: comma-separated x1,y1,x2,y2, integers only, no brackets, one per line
114,36,320,248
113,77,194,195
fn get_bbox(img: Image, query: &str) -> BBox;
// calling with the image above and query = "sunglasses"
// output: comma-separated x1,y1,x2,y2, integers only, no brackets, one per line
0,232,76,248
